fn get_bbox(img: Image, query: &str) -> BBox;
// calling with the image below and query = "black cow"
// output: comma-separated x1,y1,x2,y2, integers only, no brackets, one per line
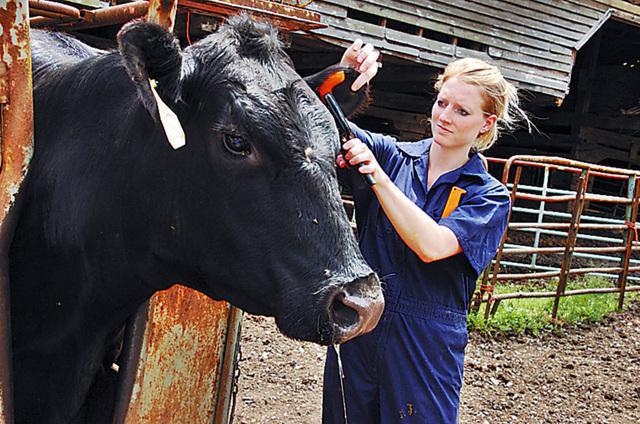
10,16,383,423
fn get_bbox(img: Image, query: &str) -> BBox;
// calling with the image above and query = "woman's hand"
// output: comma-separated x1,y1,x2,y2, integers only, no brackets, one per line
336,138,387,185
339,39,381,91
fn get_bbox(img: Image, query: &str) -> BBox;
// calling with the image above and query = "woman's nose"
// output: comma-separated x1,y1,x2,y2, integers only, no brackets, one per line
439,106,452,124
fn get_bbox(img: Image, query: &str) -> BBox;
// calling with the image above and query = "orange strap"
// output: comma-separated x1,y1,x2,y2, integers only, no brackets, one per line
442,186,467,218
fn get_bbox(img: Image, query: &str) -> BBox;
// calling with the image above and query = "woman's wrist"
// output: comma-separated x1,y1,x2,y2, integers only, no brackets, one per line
372,169,392,189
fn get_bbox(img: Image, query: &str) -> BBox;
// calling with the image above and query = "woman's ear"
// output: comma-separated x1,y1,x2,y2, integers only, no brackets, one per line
480,114,497,134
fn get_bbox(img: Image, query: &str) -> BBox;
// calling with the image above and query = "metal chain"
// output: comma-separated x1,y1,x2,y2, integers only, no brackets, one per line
228,324,243,424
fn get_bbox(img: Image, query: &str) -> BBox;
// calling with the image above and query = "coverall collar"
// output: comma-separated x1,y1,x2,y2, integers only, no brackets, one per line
396,138,485,194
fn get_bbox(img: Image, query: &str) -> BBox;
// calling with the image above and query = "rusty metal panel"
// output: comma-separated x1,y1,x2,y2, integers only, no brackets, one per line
0,1,34,422
28,0,81,18
179,0,324,31
27,0,323,32
123,285,240,423
80,1,149,27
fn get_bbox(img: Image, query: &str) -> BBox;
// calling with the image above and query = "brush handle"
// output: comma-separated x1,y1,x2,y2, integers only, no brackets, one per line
324,93,376,186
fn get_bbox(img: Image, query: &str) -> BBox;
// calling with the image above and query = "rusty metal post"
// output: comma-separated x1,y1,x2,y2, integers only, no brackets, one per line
471,267,490,312
551,170,589,320
617,176,640,310
146,0,178,29
482,164,522,320
0,1,34,422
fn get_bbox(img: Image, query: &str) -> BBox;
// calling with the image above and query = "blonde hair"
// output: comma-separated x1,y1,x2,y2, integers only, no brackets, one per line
434,57,531,152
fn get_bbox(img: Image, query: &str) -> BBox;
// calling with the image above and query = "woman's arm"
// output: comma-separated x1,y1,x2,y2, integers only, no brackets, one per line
340,137,462,263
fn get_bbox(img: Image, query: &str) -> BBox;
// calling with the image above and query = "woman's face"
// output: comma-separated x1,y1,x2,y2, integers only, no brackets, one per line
430,77,496,150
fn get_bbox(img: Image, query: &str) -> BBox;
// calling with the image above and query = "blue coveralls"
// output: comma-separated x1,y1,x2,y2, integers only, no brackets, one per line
323,124,510,423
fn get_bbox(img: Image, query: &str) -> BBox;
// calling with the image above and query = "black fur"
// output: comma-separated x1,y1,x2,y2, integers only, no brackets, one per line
117,21,182,118
11,15,380,424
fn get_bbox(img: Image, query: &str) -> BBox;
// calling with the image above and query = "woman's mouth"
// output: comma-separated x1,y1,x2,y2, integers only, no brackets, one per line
437,124,452,134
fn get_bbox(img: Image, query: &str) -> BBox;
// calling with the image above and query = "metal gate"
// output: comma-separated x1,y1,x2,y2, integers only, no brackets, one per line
475,156,640,320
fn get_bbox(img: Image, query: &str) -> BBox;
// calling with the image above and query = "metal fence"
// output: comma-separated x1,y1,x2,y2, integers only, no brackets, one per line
473,155,640,320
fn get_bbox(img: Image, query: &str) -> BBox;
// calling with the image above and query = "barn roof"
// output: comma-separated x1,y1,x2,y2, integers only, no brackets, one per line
304,0,640,99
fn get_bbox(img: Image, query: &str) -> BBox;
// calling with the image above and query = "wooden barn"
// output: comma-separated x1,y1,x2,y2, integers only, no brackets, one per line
282,0,640,170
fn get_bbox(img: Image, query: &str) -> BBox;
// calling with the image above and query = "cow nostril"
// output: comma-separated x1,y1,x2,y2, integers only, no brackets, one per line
330,292,359,328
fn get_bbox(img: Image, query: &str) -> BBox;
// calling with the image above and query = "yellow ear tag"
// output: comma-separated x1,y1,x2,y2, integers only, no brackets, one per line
149,79,186,150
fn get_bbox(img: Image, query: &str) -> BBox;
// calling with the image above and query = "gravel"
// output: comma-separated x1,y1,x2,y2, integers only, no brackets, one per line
235,301,640,423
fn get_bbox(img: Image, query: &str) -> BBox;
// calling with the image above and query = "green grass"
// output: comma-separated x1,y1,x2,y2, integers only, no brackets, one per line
468,275,640,336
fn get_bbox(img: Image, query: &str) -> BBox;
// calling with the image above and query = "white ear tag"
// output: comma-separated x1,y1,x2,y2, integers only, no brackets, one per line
149,79,186,150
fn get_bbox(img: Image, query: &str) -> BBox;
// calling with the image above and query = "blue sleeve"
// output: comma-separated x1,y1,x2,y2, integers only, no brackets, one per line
338,122,399,202
337,123,403,236
349,122,399,172
439,183,511,277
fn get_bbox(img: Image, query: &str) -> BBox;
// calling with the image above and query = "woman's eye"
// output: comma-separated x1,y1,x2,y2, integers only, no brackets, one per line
457,108,469,116
223,134,251,157
437,100,446,107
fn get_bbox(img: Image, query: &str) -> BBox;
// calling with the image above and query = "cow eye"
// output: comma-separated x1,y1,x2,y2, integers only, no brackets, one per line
223,133,251,157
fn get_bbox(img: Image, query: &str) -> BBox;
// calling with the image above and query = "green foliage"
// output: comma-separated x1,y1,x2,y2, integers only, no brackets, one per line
468,275,639,336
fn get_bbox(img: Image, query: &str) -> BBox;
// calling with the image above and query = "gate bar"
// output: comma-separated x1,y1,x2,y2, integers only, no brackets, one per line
617,176,640,309
0,1,34,422
552,170,587,320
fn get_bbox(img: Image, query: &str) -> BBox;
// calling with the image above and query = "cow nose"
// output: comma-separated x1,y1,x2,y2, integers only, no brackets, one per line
328,273,384,344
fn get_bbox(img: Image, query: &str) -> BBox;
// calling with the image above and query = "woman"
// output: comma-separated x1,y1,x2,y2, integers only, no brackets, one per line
323,42,529,423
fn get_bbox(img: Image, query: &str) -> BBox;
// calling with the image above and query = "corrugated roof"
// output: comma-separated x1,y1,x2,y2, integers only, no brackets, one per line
304,0,640,98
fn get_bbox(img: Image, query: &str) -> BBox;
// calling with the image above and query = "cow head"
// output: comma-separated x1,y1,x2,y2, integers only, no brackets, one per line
117,16,383,345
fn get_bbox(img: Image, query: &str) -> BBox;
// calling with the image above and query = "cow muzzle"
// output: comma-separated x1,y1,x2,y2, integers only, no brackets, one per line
327,273,384,344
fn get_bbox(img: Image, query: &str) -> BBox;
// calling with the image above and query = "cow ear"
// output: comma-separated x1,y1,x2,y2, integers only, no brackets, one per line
305,65,371,119
117,21,185,149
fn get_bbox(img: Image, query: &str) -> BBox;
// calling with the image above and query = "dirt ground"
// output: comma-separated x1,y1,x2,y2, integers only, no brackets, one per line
234,301,640,423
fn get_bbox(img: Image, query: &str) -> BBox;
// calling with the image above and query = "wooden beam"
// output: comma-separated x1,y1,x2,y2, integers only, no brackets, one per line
533,0,603,20
574,9,611,50
499,0,601,25
545,112,640,130
612,9,640,27
364,105,429,134
371,89,432,113
592,0,640,15
579,126,640,150
571,30,601,138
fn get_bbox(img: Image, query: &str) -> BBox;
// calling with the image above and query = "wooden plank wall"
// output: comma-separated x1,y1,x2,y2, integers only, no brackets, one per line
305,0,639,99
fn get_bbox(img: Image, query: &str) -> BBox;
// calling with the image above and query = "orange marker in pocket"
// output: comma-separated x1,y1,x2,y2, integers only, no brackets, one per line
442,186,467,218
